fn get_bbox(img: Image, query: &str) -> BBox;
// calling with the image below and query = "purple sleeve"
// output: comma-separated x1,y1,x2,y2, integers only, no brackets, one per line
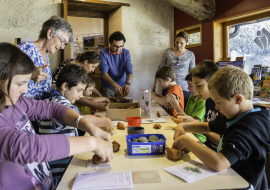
124,50,133,75
20,96,70,121
99,50,109,74
0,126,70,164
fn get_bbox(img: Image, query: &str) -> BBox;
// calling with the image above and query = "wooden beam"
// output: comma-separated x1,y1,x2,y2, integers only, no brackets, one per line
68,0,130,7
63,0,68,20
103,16,109,47
164,0,215,21
68,11,108,18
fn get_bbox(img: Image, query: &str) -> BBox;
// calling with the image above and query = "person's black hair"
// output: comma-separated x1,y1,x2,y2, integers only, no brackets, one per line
176,31,189,43
56,64,89,89
109,31,126,44
155,66,176,82
0,43,35,112
185,74,192,81
76,51,100,64
189,60,218,82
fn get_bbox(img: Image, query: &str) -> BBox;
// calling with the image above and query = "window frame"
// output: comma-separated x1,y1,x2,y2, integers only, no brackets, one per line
213,6,270,62
176,24,202,48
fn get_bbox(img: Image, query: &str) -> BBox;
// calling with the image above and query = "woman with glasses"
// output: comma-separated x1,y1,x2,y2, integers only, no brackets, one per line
153,31,195,95
18,15,72,100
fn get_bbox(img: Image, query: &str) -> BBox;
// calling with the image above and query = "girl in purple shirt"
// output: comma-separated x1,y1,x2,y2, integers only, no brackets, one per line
0,43,113,190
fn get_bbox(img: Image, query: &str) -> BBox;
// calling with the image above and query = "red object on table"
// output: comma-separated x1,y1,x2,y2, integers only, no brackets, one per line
126,117,142,127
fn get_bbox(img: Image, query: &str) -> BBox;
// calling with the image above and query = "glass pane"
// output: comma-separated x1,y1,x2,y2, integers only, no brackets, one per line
228,17,270,74
189,32,201,45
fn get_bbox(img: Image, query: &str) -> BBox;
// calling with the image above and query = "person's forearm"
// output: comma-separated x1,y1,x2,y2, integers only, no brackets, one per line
83,115,107,128
67,136,96,156
204,132,221,145
152,94,168,105
76,97,97,107
91,97,109,103
62,108,97,135
174,104,185,114
126,74,132,83
181,122,210,134
102,73,118,87
93,88,102,97
179,135,230,172
154,78,158,85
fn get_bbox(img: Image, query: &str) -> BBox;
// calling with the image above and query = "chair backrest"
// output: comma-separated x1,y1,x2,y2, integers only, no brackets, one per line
183,90,190,110
266,152,270,189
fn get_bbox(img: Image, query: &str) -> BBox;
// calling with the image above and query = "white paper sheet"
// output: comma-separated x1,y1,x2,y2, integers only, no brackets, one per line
72,171,134,190
141,118,167,124
164,158,226,183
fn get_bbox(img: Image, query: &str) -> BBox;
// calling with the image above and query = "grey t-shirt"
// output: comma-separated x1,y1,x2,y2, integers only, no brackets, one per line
158,48,195,91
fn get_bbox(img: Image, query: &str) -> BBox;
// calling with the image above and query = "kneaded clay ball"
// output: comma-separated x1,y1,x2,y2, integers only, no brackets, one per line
166,147,182,161
153,124,162,129
92,154,102,164
117,122,126,130
112,140,120,152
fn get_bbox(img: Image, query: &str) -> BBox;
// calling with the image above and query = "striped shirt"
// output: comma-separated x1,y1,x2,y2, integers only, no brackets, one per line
38,93,81,187
39,95,80,136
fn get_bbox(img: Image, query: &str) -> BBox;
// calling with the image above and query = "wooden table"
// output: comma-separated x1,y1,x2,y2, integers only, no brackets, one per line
57,101,249,190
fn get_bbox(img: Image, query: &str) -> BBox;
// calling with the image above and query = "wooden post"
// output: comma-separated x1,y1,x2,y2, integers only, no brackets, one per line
103,15,109,48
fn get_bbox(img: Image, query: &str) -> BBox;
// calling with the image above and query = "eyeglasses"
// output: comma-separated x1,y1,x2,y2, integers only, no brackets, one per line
113,45,124,49
54,33,68,47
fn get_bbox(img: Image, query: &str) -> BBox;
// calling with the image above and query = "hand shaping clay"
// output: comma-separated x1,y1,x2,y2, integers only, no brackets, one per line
112,140,120,152
153,124,162,129
156,111,161,118
92,154,102,164
182,147,190,153
166,147,182,161
117,122,126,130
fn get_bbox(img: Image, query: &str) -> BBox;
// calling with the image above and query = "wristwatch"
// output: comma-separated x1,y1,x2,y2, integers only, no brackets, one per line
125,81,131,85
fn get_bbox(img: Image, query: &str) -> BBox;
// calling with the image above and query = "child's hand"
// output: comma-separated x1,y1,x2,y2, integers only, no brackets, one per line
152,85,159,93
171,115,195,124
102,118,114,132
95,102,107,111
173,124,186,140
166,93,180,109
90,127,111,142
172,135,186,150
92,137,113,162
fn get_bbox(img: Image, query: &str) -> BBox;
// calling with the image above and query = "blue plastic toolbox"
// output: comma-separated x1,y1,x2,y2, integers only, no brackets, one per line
126,134,166,155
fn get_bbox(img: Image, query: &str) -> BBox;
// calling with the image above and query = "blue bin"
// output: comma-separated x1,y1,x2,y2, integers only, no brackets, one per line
126,134,166,156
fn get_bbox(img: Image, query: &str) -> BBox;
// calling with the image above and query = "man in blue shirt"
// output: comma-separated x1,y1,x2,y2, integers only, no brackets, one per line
99,31,133,97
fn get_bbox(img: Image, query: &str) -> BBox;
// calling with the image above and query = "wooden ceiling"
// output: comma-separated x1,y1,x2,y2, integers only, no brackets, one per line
67,0,130,18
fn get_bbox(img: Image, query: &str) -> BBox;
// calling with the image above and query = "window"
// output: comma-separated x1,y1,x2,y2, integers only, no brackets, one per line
213,6,270,73
228,17,270,73
176,24,202,48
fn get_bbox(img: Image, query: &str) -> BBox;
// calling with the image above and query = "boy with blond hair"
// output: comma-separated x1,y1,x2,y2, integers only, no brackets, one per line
173,65,270,190
151,66,184,116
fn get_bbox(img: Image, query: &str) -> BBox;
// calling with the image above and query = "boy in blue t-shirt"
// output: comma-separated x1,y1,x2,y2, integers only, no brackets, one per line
173,66,270,190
